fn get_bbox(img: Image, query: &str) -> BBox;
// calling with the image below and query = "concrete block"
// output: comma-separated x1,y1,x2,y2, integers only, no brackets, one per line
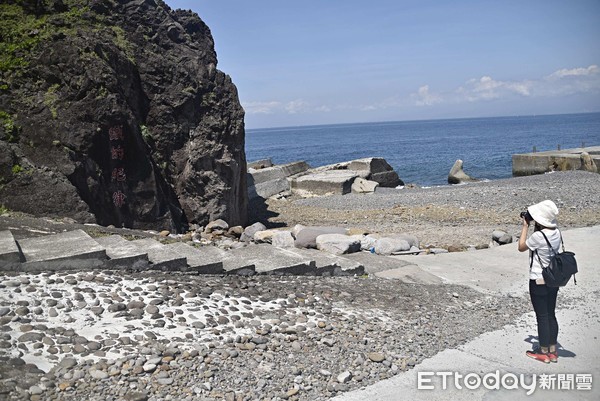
249,178,290,200
164,242,224,274
18,230,107,271
130,238,187,271
248,165,287,185
247,158,273,169
291,170,358,196
0,230,22,269
351,178,379,194
94,235,149,270
370,171,402,187
512,146,600,176
280,160,310,177
348,157,390,173
222,244,314,275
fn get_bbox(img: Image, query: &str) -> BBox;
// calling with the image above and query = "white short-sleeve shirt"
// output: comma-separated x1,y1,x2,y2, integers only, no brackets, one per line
526,228,562,280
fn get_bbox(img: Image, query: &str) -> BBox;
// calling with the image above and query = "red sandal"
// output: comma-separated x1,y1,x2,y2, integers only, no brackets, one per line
526,349,551,364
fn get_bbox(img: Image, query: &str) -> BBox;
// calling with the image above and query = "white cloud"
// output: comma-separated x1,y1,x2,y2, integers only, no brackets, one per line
243,99,331,115
243,101,281,114
460,76,532,101
548,65,599,79
413,85,443,106
284,99,309,114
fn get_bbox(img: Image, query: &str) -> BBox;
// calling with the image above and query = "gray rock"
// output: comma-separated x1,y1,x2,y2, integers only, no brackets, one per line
368,352,386,362
240,222,267,242
295,226,348,249
374,238,410,255
271,231,295,248
316,234,361,255
18,332,44,342
205,219,229,233
59,357,78,369
337,371,353,383
90,369,108,380
127,300,146,310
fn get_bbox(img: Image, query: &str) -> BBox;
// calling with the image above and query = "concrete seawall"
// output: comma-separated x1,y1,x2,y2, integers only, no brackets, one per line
512,146,600,176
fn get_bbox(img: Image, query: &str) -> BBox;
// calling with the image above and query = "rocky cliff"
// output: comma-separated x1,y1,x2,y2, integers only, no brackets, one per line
0,0,247,232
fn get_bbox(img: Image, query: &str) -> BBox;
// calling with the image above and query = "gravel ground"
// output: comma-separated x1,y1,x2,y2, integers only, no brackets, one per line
257,171,600,249
0,271,529,401
1,170,598,400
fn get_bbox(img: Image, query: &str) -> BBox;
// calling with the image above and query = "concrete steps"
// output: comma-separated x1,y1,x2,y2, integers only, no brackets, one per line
164,242,224,274
129,238,188,271
0,230,22,269
0,229,368,276
17,229,107,272
94,235,149,270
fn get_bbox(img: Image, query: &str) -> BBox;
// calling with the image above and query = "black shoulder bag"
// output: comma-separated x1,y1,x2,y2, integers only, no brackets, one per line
534,230,578,287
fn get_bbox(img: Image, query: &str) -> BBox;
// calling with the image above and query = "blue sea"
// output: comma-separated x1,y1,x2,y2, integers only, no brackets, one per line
245,113,600,187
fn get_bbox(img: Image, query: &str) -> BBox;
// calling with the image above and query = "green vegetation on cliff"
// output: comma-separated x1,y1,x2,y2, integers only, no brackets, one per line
0,1,90,80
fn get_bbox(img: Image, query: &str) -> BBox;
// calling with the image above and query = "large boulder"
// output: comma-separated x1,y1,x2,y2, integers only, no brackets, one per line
240,222,267,242
316,234,361,255
448,160,478,184
373,238,411,255
294,226,348,249
0,1,247,232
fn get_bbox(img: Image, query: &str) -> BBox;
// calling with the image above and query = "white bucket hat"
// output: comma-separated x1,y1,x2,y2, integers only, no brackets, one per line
528,200,559,228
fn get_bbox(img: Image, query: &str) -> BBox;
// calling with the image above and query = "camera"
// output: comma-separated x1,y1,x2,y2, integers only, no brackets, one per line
520,210,533,223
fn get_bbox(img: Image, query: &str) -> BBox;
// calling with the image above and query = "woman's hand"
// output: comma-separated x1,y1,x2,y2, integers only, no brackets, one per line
518,218,529,252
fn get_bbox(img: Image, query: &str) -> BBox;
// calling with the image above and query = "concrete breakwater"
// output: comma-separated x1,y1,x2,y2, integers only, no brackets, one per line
512,146,599,176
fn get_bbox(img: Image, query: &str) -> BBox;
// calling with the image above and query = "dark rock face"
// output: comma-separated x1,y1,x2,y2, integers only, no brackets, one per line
0,0,247,231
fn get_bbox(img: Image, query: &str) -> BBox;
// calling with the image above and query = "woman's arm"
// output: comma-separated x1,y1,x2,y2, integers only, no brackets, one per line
518,219,530,252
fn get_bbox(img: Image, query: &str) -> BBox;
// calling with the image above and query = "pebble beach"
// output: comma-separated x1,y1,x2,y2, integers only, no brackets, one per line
1,170,599,400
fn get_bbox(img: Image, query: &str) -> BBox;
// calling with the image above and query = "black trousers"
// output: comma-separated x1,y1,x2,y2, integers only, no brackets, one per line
529,280,559,348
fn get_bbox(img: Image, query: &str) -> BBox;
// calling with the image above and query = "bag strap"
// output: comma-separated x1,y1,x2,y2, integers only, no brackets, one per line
539,230,560,256
534,249,546,270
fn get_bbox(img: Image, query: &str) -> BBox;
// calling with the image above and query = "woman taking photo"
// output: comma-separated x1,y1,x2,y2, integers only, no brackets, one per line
518,200,561,364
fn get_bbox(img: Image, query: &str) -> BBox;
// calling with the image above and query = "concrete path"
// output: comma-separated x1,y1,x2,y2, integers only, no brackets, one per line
333,226,600,401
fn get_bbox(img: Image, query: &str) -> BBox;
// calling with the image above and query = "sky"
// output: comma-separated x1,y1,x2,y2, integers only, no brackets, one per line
165,0,600,129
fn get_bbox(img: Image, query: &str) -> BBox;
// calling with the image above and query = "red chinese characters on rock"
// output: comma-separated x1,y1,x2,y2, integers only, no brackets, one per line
108,125,128,209
111,146,125,160
108,126,124,141
112,191,126,208
111,167,126,182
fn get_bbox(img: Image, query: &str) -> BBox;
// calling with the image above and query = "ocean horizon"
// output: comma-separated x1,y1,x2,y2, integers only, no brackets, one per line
245,112,600,187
